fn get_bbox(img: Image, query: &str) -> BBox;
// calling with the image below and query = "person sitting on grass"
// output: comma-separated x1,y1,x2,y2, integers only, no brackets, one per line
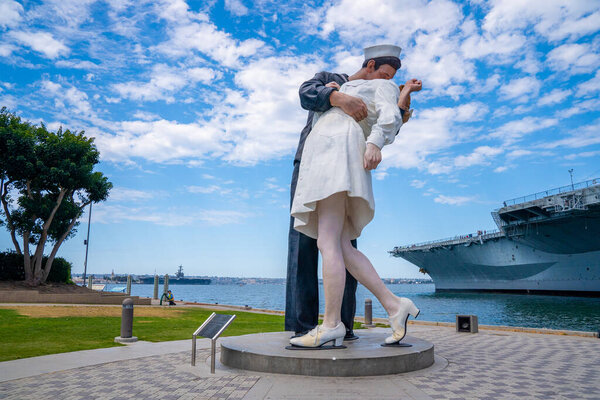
164,290,176,306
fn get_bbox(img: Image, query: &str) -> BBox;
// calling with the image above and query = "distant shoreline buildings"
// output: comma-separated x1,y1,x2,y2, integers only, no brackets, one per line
71,274,432,285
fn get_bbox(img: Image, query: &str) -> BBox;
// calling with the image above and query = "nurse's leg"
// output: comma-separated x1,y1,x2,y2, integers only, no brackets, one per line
317,192,347,329
340,221,401,317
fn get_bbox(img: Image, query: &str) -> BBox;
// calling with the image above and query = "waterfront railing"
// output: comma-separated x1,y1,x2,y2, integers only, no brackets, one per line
392,229,505,252
502,177,599,207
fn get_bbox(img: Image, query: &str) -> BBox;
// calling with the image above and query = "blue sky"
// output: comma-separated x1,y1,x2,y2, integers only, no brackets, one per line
1,0,599,279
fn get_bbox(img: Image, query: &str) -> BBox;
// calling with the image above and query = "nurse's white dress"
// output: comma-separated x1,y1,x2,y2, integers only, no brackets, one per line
291,79,403,240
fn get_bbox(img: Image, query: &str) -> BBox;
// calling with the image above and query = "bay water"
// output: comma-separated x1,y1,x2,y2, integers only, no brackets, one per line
111,283,600,333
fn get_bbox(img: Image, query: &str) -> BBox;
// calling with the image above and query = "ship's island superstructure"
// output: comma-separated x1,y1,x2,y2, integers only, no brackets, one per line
390,178,600,296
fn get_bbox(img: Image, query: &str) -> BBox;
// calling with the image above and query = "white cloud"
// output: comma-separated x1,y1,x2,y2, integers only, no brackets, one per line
41,80,93,117
224,0,248,16
218,55,325,164
499,76,541,102
109,187,155,202
405,31,476,96
132,111,160,121
95,119,230,164
155,7,265,67
482,0,600,42
0,0,23,28
112,64,220,103
461,32,526,60
506,149,533,159
494,166,508,173
454,102,489,122
308,0,477,96
434,195,474,205
576,71,600,97
564,150,600,160
546,43,600,74
0,43,17,57
314,0,462,42
453,146,503,168
538,88,572,106
514,54,542,74
410,179,426,189
474,73,501,94
55,60,99,70
28,0,97,29
372,100,491,175
331,50,363,75
539,121,600,149
490,116,559,144
186,185,222,194
10,31,69,59
93,204,249,226
0,94,17,109
562,98,600,118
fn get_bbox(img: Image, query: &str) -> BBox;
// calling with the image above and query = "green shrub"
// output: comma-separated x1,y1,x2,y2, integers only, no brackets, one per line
0,251,72,283
47,257,72,283
0,252,24,280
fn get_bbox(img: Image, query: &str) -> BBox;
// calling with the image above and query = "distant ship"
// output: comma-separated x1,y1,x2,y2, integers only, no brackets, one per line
138,265,211,285
137,277,211,285
390,178,600,297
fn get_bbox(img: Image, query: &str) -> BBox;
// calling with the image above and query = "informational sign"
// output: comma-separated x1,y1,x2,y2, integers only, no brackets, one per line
195,313,236,340
191,312,237,372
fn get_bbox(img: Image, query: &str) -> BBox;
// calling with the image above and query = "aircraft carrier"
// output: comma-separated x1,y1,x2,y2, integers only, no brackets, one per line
390,178,600,296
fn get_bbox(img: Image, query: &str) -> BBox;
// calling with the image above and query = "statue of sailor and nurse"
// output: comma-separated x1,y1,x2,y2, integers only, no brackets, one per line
286,44,423,348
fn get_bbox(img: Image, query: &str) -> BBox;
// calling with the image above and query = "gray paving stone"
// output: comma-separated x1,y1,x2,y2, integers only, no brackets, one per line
1,326,599,399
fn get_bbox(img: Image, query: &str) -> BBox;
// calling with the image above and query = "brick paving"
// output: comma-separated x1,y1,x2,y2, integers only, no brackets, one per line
1,325,599,399
0,351,259,400
405,326,600,399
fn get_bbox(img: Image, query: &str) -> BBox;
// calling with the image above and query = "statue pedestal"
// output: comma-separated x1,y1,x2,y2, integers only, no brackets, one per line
220,330,434,377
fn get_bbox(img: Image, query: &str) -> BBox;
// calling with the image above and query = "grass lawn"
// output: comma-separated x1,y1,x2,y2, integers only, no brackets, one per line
0,306,287,362
0,306,365,362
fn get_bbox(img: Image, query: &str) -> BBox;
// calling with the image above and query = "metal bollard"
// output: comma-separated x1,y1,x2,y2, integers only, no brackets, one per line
121,298,134,338
153,275,159,299
364,298,375,327
126,275,132,295
163,274,169,294
115,298,138,343
88,275,93,288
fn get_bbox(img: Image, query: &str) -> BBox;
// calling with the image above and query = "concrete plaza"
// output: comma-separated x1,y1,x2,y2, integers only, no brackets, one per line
1,324,599,399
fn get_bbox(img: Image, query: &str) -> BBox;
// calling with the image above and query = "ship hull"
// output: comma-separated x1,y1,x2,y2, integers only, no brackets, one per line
137,278,211,285
398,236,600,296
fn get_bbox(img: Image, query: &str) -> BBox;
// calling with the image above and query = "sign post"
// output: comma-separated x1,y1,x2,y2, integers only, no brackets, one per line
191,313,236,373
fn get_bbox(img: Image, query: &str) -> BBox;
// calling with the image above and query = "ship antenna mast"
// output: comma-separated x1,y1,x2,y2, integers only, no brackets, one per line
568,169,574,190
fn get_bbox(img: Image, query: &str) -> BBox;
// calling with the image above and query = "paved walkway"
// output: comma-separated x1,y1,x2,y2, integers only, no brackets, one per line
1,325,599,399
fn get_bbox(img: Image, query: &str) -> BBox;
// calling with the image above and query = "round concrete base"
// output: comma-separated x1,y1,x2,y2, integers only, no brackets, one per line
114,336,138,343
220,330,434,377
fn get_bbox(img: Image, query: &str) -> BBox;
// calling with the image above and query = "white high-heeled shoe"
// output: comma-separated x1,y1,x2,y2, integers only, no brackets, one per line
384,297,420,344
289,322,346,348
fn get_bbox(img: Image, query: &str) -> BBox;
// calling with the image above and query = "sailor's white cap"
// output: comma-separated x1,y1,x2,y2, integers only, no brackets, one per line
364,44,402,60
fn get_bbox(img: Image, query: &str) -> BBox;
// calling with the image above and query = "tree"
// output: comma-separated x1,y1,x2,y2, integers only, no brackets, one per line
0,108,112,285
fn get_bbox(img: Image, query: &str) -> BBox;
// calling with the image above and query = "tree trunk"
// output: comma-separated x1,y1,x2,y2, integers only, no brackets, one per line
23,180,35,285
32,188,67,285
23,232,33,285
42,208,82,282
0,179,22,255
